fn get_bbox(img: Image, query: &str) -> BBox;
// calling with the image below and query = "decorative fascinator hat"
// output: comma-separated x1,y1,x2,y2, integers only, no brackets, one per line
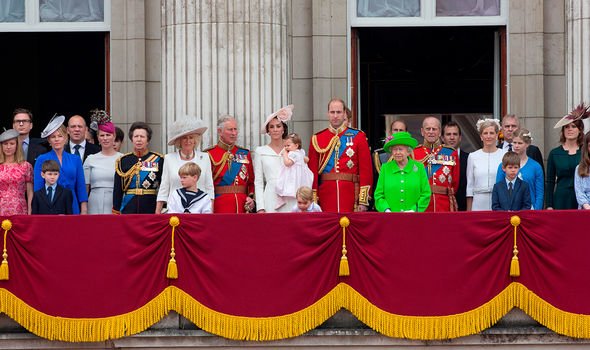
261,104,294,134
0,129,19,143
41,114,66,138
89,109,115,134
167,116,208,146
554,103,590,129
383,131,418,153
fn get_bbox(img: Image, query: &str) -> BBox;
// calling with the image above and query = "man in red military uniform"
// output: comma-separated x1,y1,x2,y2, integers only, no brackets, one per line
308,98,373,212
206,115,255,213
412,116,459,212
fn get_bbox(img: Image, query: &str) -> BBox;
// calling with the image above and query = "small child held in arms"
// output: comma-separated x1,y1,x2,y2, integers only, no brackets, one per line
291,186,322,212
167,162,212,213
492,152,532,211
275,133,314,210
32,160,73,215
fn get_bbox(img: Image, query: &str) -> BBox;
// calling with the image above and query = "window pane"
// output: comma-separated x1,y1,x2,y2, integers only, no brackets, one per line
436,0,500,17
357,0,420,17
40,0,104,22
0,1,25,22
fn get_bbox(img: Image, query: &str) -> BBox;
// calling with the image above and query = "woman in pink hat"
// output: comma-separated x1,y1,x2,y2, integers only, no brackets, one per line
253,105,297,213
83,110,123,214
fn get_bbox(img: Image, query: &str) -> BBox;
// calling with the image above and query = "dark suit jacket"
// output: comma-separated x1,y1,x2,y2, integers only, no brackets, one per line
26,138,50,167
31,185,73,215
64,142,101,163
457,149,470,211
492,178,531,211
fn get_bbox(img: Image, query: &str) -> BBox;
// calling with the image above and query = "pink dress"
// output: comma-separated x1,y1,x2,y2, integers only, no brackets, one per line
275,149,314,198
0,162,33,216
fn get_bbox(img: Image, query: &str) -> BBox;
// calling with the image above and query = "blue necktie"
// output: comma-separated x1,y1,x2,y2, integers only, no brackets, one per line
74,144,82,158
47,186,53,203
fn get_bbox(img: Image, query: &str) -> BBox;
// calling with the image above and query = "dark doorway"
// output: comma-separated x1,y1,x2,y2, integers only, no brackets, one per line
0,32,107,136
358,26,499,151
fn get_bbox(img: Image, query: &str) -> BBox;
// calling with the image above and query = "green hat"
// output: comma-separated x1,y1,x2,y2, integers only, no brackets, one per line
383,131,418,153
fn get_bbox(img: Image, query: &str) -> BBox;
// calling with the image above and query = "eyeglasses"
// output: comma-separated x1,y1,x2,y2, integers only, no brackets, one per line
14,120,31,124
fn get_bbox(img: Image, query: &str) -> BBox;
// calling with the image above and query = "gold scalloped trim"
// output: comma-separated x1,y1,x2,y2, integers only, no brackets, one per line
1,283,590,342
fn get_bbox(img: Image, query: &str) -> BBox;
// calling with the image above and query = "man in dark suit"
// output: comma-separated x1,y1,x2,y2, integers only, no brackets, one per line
12,108,49,167
64,115,101,163
492,152,532,211
442,121,469,211
499,114,544,171
31,160,73,215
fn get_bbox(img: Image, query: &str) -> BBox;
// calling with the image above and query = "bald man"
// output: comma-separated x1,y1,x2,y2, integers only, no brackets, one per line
64,115,100,162
412,116,459,212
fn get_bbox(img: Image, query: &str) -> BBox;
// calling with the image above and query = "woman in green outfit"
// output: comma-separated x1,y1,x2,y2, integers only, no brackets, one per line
374,132,431,212
546,116,585,210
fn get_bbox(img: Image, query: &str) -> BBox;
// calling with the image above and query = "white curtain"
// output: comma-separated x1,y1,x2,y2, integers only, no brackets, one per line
0,1,25,22
436,0,500,16
39,0,104,22
357,0,420,17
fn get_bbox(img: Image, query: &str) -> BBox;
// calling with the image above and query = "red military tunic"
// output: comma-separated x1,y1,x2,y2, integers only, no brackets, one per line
412,141,459,212
206,142,255,213
308,124,373,212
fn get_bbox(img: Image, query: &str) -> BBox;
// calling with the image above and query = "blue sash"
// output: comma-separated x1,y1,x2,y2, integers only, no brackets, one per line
322,129,359,174
216,148,249,197
428,147,455,178
120,162,154,212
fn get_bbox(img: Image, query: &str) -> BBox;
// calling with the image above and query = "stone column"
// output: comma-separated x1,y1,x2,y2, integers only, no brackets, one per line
566,0,590,130
161,0,289,150
508,0,545,154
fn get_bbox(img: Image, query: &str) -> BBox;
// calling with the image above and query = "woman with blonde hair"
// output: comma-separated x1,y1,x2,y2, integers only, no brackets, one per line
33,115,88,214
466,118,505,211
0,129,34,215
156,116,214,213
496,128,544,210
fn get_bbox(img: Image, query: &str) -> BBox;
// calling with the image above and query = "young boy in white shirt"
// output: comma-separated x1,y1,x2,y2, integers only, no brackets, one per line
167,162,212,213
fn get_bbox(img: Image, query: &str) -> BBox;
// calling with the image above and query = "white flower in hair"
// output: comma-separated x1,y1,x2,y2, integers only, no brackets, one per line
475,118,501,131
522,131,533,141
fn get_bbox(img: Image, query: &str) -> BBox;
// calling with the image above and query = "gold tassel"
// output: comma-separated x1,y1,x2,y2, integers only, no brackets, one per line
339,216,350,276
510,216,521,277
167,216,180,279
0,220,12,281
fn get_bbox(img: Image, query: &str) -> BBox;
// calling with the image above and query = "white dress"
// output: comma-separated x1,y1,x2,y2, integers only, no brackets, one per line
83,152,122,214
275,149,314,197
157,151,215,205
466,148,505,211
253,145,296,212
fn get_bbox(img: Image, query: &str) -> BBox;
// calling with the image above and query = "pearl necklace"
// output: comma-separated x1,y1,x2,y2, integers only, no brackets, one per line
179,150,194,160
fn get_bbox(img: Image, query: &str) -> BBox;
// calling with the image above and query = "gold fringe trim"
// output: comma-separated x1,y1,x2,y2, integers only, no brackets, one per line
513,282,590,338
342,283,515,340
0,287,173,342
172,285,342,341
2,283,590,341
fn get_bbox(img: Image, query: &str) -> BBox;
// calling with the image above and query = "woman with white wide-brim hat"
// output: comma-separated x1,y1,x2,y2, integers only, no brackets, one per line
155,116,214,213
33,115,88,214
253,105,296,213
